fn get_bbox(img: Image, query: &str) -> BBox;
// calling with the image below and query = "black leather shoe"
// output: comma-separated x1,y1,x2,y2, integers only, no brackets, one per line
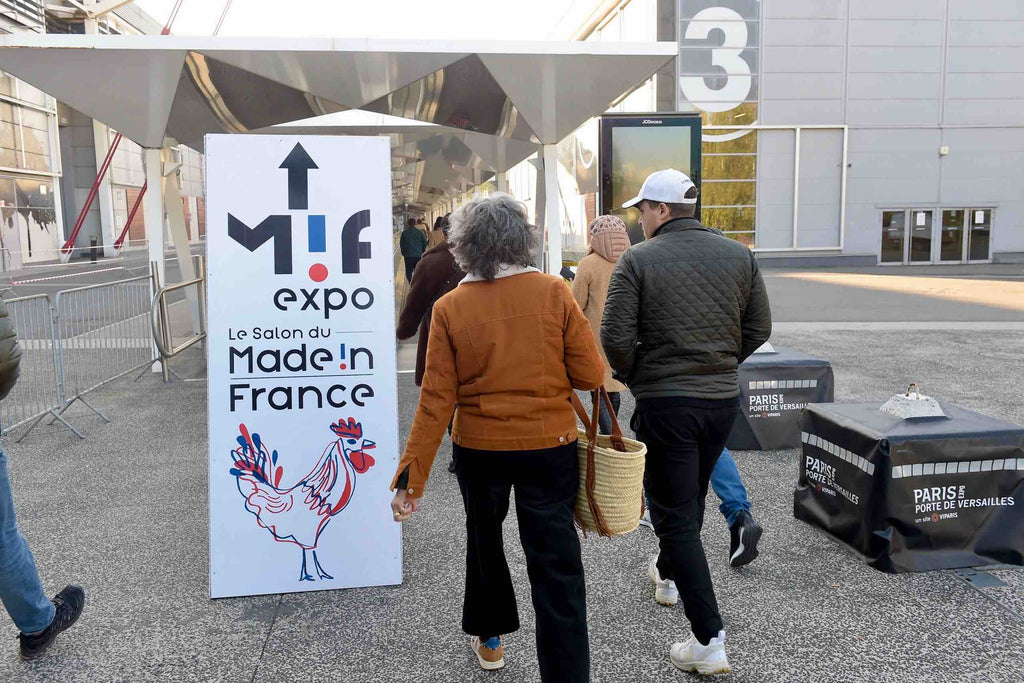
447,459,456,473
728,512,763,568
19,585,85,661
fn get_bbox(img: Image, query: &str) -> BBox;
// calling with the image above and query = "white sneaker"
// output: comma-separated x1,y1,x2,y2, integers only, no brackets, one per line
670,630,731,675
639,508,653,530
647,556,679,606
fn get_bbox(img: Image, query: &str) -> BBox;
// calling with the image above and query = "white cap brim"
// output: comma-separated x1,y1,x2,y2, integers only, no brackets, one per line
621,195,643,209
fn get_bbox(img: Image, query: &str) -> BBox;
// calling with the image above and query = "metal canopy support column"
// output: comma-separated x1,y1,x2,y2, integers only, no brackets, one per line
542,144,560,274
496,171,507,193
143,147,165,372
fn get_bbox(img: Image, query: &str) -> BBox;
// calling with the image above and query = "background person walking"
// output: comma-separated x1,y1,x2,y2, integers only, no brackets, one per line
400,217,429,284
602,169,771,676
570,215,630,434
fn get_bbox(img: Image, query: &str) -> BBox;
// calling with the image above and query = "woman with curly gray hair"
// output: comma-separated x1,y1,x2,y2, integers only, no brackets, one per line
390,193,604,682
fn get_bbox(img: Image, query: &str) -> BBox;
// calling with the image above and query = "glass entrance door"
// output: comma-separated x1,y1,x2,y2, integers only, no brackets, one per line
881,210,905,263
967,209,992,261
909,210,933,263
940,209,965,262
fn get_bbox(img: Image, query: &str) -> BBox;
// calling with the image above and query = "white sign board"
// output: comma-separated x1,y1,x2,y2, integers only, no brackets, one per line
205,134,400,598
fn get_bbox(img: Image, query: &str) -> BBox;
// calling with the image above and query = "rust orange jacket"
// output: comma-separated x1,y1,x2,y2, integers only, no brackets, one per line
391,270,606,498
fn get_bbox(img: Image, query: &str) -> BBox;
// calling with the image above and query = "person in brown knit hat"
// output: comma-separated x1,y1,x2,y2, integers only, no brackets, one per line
571,215,632,434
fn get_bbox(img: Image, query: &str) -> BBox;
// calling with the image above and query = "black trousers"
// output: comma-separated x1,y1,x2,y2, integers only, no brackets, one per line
632,399,739,645
454,442,589,683
403,255,421,283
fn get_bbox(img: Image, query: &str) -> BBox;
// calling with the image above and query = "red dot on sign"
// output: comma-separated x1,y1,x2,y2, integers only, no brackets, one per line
309,264,328,282
339,363,347,370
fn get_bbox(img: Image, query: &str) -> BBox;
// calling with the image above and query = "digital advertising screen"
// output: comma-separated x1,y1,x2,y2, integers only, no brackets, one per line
600,114,702,244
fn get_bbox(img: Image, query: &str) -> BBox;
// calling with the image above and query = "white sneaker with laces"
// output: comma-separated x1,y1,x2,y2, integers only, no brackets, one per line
639,508,653,530
647,556,679,606
670,630,731,675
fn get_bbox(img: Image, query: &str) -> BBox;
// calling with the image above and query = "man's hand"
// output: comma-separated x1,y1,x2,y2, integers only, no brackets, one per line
391,489,420,522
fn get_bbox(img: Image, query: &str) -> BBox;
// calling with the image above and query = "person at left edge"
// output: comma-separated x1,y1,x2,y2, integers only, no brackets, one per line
395,213,465,473
390,193,605,682
400,217,429,284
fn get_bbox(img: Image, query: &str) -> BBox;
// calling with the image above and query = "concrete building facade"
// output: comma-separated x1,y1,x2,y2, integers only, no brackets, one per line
554,0,1024,266
0,0,204,269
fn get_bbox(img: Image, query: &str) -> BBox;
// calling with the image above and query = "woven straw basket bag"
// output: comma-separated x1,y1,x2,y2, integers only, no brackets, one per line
571,387,647,537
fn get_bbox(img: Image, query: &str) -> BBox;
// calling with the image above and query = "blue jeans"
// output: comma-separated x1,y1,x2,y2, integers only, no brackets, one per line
0,446,54,634
711,448,752,527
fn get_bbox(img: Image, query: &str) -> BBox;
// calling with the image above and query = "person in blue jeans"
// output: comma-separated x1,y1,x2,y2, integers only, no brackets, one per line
640,448,762,568
0,298,85,660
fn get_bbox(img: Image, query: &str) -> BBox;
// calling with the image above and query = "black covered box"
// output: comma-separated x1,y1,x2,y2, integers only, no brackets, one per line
727,347,834,450
794,402,1024,573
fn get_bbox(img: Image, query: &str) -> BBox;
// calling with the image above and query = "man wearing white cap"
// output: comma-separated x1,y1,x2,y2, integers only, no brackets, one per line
601,169,772,675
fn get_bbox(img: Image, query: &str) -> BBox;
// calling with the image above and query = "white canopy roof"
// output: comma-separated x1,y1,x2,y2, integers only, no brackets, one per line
0,34,675,147
0,35,674,214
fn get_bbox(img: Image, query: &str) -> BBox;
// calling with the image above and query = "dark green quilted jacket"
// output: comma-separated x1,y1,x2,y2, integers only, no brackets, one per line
601,218,772,400
0,298,23,401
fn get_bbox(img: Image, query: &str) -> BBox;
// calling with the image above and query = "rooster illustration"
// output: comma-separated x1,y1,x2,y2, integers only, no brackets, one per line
229,418,376,582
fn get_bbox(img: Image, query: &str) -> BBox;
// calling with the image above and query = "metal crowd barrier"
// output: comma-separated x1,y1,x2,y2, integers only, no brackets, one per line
52,274,155,429
0,261,206,442
149,268,207,383
0,294,67,438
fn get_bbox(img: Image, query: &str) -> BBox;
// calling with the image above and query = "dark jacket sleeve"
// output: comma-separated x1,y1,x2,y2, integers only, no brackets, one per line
738,253,772,363
396,251,449,340
600,250,641,384
0,299,23,401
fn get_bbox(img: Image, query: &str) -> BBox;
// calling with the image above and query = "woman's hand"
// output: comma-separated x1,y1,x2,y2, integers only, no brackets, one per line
391,489,420,522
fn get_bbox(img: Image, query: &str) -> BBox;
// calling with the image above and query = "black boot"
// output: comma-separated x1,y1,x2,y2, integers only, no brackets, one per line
728,511,763,568
19,585,86,661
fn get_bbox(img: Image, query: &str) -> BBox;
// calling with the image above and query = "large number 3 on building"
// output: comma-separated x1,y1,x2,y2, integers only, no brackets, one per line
679,6,752,114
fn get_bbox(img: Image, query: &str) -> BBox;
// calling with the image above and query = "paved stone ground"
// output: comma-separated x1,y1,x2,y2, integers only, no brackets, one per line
0,326,1021,682
0,264,1022,682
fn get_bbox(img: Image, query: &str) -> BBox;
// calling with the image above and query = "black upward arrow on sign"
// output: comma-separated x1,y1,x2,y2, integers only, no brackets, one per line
280,142,319,210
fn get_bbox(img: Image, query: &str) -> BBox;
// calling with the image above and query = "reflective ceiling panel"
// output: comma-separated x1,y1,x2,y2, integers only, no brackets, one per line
479,51,674,143
205,48,470,110
362,55,537,143
167,53,346,150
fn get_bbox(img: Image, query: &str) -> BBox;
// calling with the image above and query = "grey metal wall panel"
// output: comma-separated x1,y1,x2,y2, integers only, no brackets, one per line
949,0,1024,20
796,129,842,247
946,47,1024,73
850,0,945,20
945,73,1024,99
847,99,940,125
846,177,940,206
757,203,796,248
762,0,845,19
848,127,941,152
847,46,943,73
762,46,845,72
944,100,1024,126
761,99,844,124
763,18,846,45
755,129,796,248
763,73,845,99
843,203,884,254
848,19,944,46
846,72,941,99
989,202,1024,252
947,20,1024,45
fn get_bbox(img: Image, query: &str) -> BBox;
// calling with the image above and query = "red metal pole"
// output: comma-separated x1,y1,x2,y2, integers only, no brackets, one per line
113,181,146,252
60,131,123,256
